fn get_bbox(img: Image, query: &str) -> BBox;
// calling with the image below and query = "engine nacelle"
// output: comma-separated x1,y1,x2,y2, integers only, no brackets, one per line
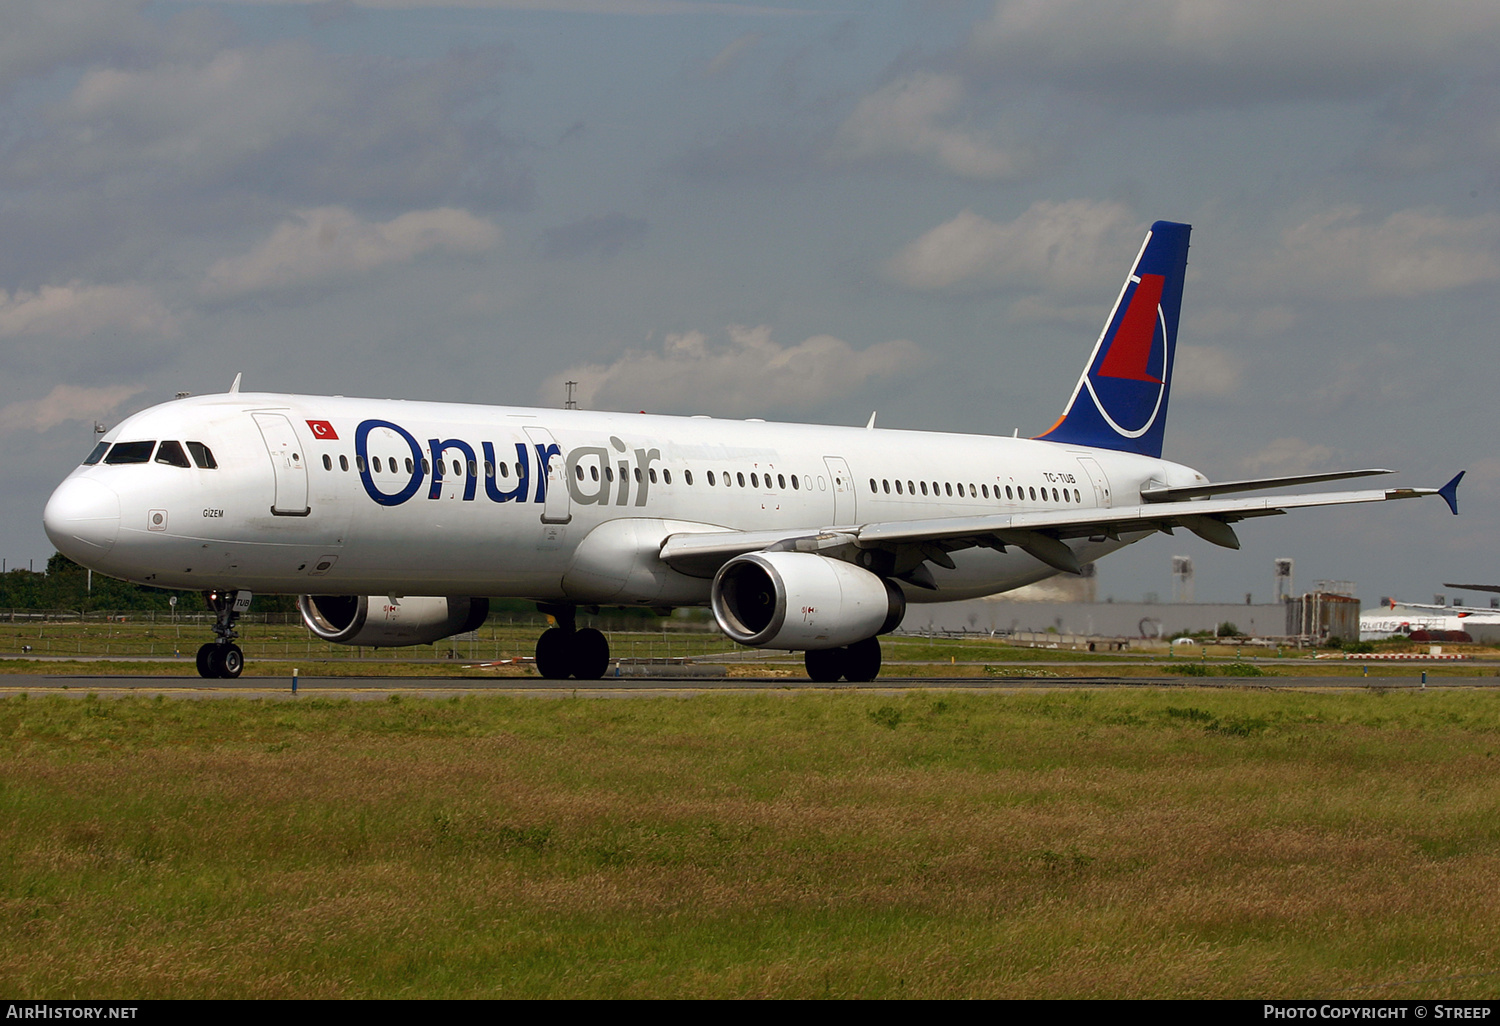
299,595,490,647
711,551,905,650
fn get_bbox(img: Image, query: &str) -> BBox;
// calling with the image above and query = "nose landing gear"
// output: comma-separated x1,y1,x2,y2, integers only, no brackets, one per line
196,589,251,679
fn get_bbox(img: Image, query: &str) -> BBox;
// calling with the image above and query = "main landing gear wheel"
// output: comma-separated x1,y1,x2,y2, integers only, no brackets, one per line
803,637,882,683
534,625,613,680
573,628,610,680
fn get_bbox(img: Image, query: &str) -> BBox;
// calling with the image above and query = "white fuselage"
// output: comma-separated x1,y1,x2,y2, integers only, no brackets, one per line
44,392,1205,606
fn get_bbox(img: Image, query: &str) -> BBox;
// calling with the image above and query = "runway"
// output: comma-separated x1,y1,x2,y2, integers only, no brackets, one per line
1,672,1496,699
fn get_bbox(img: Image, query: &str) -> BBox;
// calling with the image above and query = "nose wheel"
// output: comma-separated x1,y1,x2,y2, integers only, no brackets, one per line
196,589,250,679
196,642,244,679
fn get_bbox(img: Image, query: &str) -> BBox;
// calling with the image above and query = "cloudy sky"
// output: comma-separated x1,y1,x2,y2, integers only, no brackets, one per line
4,0,1498,606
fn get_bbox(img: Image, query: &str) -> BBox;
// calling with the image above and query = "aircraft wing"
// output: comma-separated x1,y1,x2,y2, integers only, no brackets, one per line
659,473,1463,582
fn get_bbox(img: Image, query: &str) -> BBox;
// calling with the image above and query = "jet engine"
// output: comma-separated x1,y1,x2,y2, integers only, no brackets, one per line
711,551,905,650
298,595,490,647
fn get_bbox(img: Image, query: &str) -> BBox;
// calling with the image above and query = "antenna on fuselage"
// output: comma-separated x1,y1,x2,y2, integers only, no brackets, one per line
228,373,242,394
865,412,876,429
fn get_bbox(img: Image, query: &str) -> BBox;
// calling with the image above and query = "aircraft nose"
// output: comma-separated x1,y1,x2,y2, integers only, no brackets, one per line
43,477,120,559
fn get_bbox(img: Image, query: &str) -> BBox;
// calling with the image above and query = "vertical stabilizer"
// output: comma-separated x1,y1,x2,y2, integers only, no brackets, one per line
1036,220,1191,458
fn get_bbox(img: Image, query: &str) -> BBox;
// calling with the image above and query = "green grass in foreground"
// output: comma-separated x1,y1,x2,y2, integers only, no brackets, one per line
4,689,1500,998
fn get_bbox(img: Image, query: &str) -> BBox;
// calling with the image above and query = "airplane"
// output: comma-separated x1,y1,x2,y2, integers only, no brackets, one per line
1360,596,1500,643
41,220,1464,681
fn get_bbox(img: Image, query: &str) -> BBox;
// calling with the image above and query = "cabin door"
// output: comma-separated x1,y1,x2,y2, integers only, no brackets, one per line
252,412,311,516
823,456,856,526
524,426,571,528
1076,456,1112,508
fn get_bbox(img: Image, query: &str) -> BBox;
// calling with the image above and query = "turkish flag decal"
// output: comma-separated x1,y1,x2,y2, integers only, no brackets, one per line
306,420,338,440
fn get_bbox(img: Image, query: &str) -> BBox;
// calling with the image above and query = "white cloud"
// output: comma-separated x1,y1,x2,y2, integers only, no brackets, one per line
884,200,1142,295
204,206,500,297
1172,344,1243,398
970,0,1500,105
1239,437,1338,476
831,72,1030,181
0,383,144,435
39,39,530,212
1259,205,1500,299
0,283,175,339
541,325,923,416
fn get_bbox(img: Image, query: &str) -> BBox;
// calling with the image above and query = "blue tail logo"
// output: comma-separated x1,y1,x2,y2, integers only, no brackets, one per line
1037,220,1191,458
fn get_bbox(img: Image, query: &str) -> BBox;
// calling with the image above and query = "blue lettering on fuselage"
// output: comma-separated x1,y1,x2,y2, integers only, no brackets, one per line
355,420,425,506
352,419,659,509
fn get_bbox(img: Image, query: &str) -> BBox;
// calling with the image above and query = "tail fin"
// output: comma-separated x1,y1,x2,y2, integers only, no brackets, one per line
1036,220,1191,458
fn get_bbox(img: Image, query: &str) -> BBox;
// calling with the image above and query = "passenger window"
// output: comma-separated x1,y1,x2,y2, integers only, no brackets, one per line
1006,486,1013,500
590,465,599,481
468,459,477,478
185,441,218,469
920,482,928,496
373,457,383,473
970,484,977,498
751,473,759,488
707,471,715,486
575,465,585,481
340,455,349,472
737,472,745,487
1075,489,1081,503
422,459,431,475
83,441,110,465
685,470,694,485
907,480,915,495
895,480,903,495
498,461,508,478
154,440,191,467
407,458,414,474
663,469,671,484
356,455,367,473
104,440,154,464
791,475,798,490
883,480,890,494
323,454,332,471
1029,487,1036,500
982,485,989,499
649,468,658,484
634,468,642,483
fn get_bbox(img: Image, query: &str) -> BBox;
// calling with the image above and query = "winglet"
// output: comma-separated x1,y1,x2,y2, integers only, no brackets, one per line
1439,471,1464,515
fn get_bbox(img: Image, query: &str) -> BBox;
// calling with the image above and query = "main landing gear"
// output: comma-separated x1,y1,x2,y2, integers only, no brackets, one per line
534,603,611,680
804,636,882,683
196,589,248,679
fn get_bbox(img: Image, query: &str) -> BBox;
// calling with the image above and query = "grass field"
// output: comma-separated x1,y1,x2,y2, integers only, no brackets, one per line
4,688,1500,998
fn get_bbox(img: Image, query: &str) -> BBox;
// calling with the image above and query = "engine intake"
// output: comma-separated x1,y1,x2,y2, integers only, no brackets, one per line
711,551,905,650
299,595,489,647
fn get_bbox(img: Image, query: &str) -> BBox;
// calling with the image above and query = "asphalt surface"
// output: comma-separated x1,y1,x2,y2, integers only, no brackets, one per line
1,672,1495,699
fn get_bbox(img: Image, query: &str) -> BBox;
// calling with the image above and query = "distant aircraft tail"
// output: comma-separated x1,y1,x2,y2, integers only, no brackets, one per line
1036,220,1192,458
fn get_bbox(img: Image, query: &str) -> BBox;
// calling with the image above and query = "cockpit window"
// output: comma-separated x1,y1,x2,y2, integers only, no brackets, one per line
82,441,110,465
103,440,155,465
155,440,191,468
185,441,217,469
